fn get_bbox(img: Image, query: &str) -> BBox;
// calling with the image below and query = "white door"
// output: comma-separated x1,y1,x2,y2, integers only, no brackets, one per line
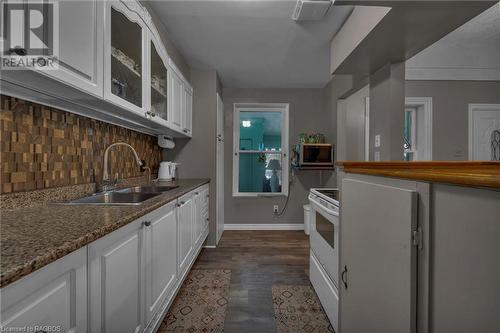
469,104,500,160
89,219,145,333
340,178,418,333
144,203,177,323
216,93,225,244
104,0,147,115
177,194,194,275
169,70,183,131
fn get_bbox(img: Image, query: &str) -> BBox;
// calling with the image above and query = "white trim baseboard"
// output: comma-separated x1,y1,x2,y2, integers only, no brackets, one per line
224,223,304,231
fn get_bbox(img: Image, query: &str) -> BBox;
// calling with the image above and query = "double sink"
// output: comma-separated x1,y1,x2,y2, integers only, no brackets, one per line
61,185,179,206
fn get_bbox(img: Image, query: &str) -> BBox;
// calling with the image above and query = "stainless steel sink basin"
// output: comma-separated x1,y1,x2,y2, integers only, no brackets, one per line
117,185,179,193
61,192,162,206
58,184,178,206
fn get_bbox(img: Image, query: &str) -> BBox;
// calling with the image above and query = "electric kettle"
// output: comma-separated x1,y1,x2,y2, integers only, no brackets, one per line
158,162,179,181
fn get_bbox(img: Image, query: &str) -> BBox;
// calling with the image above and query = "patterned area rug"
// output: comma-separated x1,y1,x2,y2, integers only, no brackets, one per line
272,285,335,333
158,269,231,332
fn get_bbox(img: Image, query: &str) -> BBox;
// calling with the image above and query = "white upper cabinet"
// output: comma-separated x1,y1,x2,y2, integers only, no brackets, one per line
1,0,193,137
183,84,193,136
104,0,147,115
147,32,169,125
50,0,104,97
168,66,184,132
1,0,104,98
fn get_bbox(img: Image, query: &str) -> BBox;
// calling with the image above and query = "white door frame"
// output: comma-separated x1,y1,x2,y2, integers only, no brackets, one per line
468,104,500,160
216,93,224,244
405,97,433,160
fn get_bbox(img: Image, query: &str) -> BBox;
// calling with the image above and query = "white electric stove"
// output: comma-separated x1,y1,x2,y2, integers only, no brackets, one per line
309,188,340,332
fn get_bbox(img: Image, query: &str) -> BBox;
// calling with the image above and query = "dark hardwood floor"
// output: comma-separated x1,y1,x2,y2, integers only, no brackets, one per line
193,230,310,333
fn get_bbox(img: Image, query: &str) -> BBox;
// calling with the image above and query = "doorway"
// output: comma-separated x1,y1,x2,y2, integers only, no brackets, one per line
468,104,500,160
216,93,225,244
404,97,433,161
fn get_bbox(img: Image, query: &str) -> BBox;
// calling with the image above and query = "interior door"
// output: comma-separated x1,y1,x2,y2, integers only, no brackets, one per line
340,178,418,333
469,104,500,160
216,93,225,244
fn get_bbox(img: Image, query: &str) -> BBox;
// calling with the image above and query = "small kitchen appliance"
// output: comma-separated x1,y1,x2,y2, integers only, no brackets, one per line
293,143,334,168
158,161,179,181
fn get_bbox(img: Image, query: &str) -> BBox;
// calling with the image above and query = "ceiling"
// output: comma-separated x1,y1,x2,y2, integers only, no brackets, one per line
406,3,500,72
148,0,353,88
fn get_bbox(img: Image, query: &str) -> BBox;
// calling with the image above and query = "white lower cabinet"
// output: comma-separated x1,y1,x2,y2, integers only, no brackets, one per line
88,217,146,333
177,192,195,276
0,185,209,333
0,247,87,333
144,201,178,325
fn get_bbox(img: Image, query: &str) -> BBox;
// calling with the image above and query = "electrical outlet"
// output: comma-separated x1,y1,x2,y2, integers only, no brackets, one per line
374,151,381,161
375,134,381,148
273,205,279,214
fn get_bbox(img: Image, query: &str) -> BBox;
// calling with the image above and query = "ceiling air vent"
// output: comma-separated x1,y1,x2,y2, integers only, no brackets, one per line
292,0,333,21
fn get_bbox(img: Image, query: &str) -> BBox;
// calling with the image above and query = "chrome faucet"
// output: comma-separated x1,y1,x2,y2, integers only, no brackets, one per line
102,142,144,188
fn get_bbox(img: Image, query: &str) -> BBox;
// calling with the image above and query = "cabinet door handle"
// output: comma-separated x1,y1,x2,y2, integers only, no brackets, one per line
180,201,185,205
195,192,199,195
341,265,348,289
143,221,151,227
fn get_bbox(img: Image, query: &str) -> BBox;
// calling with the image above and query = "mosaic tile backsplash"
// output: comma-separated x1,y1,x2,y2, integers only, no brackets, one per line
0,95,162,193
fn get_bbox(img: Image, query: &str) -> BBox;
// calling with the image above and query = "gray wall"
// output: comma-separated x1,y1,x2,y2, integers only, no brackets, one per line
165,70,219,244
369,62,406,161
342,85,369,161
223,88,336,225
405,80,500,160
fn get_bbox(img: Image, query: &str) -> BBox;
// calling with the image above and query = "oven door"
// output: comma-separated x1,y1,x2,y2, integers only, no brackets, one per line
309,195,339,288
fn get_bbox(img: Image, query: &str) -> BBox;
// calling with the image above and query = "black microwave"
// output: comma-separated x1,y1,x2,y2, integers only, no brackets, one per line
294,143,334,167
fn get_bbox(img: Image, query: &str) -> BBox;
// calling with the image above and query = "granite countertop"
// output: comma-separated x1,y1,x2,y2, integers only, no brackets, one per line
0,178,209,288
336,161,500,189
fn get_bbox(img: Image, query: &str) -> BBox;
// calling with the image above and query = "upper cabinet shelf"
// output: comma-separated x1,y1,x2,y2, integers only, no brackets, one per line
0,0,192,138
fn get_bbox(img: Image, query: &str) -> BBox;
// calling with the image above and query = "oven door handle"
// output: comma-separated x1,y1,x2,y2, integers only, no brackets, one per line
309,195,339,217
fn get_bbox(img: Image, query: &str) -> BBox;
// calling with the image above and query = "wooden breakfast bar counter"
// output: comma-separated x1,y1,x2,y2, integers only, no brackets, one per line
334,161,500,333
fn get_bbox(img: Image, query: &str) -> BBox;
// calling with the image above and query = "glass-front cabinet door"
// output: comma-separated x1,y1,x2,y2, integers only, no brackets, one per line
104,1,146,114
149,37,168,122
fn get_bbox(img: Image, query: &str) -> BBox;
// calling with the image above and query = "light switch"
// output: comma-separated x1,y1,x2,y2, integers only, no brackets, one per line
374,151,381,161
374,135,381,148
